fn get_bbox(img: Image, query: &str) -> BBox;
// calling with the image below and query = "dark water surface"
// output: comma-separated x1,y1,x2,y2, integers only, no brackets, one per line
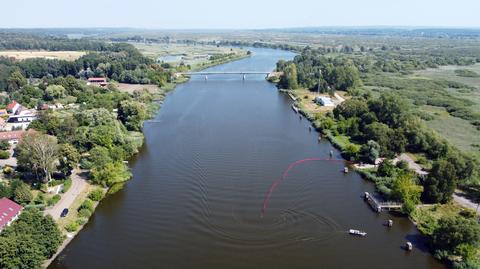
50,48,444,269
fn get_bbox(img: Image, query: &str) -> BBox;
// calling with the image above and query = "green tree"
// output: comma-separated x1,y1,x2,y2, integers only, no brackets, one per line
422,160,457,203
87,146,112,169
432,217,480,254
45,85,66,100
117,100,148,131
391,172,423,214
364,122,394,156
334,98,369,119
13,182,33,205
16,132,59,183
0,235,43,269
90,161,131,187
279,63,298,89
58,144,80,176
359,140,380,164
5,208,63,258
377,159,396,177
7,70,27,92
333,64,362,90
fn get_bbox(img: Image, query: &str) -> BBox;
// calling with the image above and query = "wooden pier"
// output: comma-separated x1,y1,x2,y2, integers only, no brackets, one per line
363,192,402,212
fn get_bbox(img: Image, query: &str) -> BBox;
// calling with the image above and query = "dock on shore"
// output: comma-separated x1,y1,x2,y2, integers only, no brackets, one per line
363,192,402,212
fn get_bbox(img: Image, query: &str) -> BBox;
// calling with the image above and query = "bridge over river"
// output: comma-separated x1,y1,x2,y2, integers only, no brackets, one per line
175,71,282,80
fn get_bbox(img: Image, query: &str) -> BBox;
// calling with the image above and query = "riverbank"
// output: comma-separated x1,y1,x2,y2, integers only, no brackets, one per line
43,50,252,269
278,87,480,267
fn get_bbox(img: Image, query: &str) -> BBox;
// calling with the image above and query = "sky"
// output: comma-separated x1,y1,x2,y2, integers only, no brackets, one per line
1,0,479,29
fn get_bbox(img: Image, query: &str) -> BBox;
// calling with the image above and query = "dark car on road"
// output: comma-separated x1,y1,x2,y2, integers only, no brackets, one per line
60,208,69,218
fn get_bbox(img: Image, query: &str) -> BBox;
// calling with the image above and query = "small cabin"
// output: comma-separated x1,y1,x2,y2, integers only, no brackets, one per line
315,96,335,107
87,77,108,87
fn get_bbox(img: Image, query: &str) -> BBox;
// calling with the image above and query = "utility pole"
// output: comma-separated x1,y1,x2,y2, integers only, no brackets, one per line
317,69,322,97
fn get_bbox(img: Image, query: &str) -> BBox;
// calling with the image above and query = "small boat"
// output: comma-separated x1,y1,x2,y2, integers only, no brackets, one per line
291,105,299,113
349,229,367,236
387,219,393,227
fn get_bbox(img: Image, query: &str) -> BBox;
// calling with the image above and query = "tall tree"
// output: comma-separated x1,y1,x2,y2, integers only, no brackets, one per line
16,132,59,183
6,70,27,92
422,160,457,203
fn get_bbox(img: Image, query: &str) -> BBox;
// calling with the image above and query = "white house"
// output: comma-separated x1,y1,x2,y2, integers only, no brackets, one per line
315,96,335,107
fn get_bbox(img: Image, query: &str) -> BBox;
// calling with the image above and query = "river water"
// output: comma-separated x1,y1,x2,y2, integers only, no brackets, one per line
50,48,444,269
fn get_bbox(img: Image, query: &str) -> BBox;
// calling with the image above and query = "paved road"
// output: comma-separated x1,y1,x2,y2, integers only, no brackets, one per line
45,170,88,220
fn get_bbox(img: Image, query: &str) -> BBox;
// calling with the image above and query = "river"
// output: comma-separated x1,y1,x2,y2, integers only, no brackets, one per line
50,48,444,269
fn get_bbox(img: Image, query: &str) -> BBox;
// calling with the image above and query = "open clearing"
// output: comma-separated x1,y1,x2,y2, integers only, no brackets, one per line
0,50,86,61
115,83,160,93
414,64,480,89
131,42,245,65
421,105,480,158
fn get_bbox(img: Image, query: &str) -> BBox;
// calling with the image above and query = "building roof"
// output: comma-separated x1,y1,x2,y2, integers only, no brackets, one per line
6,101,18,111
88,77,107,82
0,130,26,141
0,198,23,230
316,96,334,106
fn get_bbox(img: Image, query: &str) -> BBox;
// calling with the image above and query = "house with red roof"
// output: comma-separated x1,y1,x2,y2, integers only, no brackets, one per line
0,198,23,233
87,77,108,87
0,129,35,144
7,100,21,114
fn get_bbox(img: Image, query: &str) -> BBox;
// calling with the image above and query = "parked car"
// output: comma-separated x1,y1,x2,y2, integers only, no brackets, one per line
60,208,69,218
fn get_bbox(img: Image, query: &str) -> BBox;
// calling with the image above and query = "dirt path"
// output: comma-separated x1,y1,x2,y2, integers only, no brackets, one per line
44,170,88,220
453,191,480,215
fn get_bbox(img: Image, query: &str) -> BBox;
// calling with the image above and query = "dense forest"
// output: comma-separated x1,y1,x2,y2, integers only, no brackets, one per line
0,33,173,89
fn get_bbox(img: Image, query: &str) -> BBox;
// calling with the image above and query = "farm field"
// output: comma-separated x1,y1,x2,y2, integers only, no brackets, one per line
0,50,86,61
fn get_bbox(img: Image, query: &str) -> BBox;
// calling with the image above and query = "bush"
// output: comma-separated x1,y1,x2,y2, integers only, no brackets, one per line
396,160,410,170
48,194,61,206
78,208,92,219
0,140,10,150
0,150,9,159
62,178,72,193
2,165,13,175
76,218,87,226
65,221,79,232
78,199,94,212
88,189,104,201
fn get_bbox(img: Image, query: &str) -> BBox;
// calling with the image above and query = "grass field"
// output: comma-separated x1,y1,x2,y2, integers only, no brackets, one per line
131,42,245,66
0,50,86,61
421,105,480,158
414,64,480,90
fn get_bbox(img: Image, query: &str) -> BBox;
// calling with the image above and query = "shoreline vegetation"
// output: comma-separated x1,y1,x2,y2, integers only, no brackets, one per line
272,46,480,268
0,32,251,268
